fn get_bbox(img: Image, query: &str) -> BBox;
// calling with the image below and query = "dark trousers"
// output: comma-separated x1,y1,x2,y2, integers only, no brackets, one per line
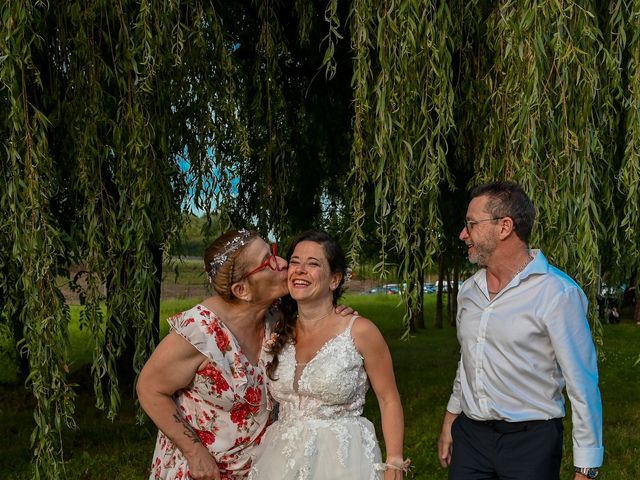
449,413,563,480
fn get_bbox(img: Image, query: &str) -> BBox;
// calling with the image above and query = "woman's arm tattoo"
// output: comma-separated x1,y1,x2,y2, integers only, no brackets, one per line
172,411,201,444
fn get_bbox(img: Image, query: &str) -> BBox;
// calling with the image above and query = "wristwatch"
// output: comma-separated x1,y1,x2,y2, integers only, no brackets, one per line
575,467,599,478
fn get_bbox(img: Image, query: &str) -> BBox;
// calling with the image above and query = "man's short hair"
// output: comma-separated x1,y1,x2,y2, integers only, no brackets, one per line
470,181,536,243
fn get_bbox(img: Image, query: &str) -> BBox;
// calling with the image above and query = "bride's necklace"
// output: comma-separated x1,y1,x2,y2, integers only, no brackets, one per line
297,306,334,323
488,254,533,295
295,306,335,368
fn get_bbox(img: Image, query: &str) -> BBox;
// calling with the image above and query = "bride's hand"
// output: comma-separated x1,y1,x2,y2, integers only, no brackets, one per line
383,469,403,480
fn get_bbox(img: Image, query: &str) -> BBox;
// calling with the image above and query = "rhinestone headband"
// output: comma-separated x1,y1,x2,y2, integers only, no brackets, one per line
207,229,252,282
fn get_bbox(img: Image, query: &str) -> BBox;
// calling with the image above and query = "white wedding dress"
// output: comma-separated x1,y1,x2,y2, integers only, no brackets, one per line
249,316,384,480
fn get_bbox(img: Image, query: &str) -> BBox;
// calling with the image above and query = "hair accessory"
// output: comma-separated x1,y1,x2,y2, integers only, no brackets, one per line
207,229,252,282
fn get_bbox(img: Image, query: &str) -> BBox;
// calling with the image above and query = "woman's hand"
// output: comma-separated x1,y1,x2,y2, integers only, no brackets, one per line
185,444,221,480
383,469,404,480
335,304,358,316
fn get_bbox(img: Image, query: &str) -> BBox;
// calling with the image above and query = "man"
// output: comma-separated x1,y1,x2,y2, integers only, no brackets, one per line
438,181,603,480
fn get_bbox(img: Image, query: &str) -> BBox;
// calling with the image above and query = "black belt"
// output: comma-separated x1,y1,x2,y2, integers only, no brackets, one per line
461,412,556,434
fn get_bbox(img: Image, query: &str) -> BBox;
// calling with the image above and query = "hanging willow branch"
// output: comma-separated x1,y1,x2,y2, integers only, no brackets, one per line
479,1,610,335
619,1,640,268
349,0,455,332
1,0,249,475
1,2,75,477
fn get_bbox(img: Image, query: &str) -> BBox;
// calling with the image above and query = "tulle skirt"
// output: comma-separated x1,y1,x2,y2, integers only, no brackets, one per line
249,416,384,480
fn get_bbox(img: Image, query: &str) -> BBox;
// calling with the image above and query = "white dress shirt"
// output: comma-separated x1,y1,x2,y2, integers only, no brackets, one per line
446,250,604,467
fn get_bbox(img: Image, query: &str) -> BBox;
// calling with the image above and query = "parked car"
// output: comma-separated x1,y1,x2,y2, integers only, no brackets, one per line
362,285,399,295
423,283,436,294
382,283,401,294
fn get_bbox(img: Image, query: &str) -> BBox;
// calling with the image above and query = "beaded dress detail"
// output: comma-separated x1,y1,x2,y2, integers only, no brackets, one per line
249,316,383,479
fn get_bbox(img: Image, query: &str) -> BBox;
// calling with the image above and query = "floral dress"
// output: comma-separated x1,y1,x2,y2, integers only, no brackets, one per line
149,305,272,480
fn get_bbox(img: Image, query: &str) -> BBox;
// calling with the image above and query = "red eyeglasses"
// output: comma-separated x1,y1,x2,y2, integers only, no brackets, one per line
241,243,280,279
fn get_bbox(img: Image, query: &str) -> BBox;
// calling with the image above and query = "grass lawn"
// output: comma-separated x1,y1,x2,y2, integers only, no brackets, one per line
1,294,639,478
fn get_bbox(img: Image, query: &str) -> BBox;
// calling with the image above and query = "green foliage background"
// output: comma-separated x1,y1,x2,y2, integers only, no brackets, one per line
1,0,639,476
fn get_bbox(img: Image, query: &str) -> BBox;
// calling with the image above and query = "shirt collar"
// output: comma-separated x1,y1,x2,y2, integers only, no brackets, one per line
472,249,549,294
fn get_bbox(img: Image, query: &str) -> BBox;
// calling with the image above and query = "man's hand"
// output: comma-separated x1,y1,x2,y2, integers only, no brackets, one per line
574,473,595,480
438,411,459,468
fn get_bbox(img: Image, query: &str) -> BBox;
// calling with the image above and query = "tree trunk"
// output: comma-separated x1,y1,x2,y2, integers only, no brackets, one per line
11,312,30,382
151,243,163,346
634,295,640,324
407,277,418,334
435,253,444,329
450,261,459,326
446,269,452,322
416,268,425,329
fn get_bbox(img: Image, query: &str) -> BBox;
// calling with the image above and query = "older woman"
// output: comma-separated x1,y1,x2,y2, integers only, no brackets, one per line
250,230,408,480
137,229,288,480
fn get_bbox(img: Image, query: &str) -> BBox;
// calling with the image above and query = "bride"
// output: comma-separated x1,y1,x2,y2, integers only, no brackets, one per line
250,230,409,480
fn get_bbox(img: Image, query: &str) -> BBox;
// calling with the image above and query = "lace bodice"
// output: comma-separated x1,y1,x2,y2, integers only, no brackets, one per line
269,317,369,421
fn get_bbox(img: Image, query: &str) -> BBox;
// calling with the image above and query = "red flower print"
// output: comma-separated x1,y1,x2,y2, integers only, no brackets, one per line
197,363,230,395
230,403,251,428
201,316,231,352
217,460,230,476
213,323,231,352
184,317,195,326
195,428,216,446
233,436,251,448
230,396,260,428
244,386,261,405
255,424,268,445
231,353,247,380
201,318,215,334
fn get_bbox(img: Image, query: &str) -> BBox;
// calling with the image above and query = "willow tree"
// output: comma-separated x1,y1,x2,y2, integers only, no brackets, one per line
619,0,640,324
346,0,639,332
3,1,640,478
226,0,355,240
1,1,356,476
475,0,640,329
1,1,246,476
349,0,456,332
